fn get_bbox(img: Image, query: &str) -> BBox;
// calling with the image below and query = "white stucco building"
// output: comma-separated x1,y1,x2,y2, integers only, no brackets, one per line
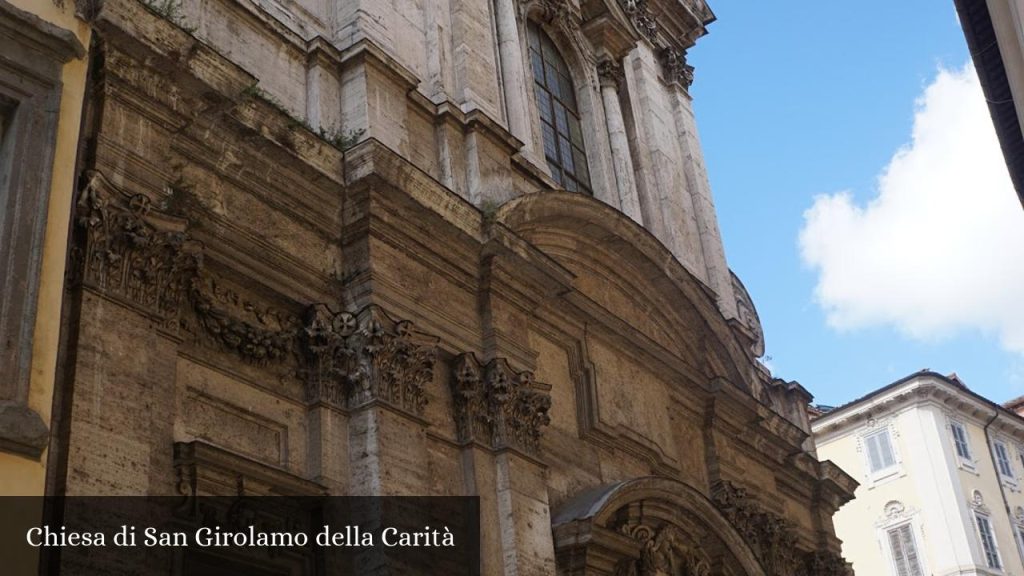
812,371,1024,576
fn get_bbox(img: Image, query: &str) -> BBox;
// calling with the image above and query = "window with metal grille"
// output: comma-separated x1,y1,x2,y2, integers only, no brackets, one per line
976,513,1002,570
886,524,924,576
995,440,1015,478
865,429,897,475
950,420,972,461
526,21,591,194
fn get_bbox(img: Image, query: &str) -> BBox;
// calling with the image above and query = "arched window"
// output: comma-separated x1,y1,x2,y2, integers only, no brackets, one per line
527,22,591,194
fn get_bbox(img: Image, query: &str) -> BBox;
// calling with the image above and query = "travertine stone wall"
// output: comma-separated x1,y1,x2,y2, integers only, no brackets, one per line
167,0,740,317
53,0,856,574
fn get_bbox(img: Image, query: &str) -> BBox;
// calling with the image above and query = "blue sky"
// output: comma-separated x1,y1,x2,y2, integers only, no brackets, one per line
688,1,1024,407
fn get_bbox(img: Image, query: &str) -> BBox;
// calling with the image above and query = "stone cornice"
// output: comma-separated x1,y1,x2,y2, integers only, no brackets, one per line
0,0,85,62
812,374,1024,442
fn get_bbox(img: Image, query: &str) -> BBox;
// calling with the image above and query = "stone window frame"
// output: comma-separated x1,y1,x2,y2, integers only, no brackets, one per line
858,421,903,486
0,0,84,458
974,510,1004,571
517,12,616,205
877,518,926,576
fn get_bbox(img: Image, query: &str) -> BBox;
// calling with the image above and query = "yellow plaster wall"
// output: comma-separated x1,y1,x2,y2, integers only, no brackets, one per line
1,0,91,496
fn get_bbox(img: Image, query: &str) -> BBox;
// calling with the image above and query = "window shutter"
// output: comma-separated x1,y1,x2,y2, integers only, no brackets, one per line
995,442,1014,477
866,434,884,473
951,423,970,459
888,528,909,576
878,431,896,469
901,525,923,576
888,524,922,576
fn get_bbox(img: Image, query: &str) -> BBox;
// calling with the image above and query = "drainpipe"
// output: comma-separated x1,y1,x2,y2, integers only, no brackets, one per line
983,409,1016,565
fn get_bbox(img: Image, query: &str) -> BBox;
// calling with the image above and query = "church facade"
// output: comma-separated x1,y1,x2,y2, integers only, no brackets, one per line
45,0,857,573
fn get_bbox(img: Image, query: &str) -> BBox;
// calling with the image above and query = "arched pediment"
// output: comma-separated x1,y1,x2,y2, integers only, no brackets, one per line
551,476,767,576
496,191,751,391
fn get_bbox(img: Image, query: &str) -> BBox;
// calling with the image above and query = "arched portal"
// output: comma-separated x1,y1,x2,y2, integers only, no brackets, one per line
551,476,767,576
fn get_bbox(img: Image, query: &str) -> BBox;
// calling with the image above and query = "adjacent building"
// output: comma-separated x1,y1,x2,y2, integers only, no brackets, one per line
954,0,1024,207
0,0,89,494
813,371,1024,576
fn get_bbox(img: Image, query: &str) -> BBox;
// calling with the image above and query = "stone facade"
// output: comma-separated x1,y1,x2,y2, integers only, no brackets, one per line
47,0,856,573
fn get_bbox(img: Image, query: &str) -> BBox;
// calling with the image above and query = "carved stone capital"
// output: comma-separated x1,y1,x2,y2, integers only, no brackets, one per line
450,354,551,455
302,305,438,416
73,170,202,324
660,48,694,88
597,59,624,88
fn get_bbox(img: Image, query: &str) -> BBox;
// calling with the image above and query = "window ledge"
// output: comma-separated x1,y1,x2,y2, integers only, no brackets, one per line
0,403,49,459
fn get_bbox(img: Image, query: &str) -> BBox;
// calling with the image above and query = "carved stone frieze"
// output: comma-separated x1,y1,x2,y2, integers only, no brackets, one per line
187,279,298,365
616,524,710,576
73,170,201,322
302,305,438,416
619,0,658,41
710,481,800,576
451,354,552,455
660,48,695,88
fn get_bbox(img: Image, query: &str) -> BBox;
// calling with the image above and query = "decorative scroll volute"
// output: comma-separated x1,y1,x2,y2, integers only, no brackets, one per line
450,354,552,455
302,305,438,416
618,0,658,41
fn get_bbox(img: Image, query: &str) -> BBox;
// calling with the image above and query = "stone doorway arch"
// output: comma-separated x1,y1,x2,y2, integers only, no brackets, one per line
551,476,767,576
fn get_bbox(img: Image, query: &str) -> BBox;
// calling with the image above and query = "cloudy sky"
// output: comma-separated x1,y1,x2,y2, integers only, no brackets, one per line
689,1,1024,406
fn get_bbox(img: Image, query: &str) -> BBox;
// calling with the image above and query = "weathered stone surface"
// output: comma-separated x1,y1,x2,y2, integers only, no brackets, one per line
49,0,855,574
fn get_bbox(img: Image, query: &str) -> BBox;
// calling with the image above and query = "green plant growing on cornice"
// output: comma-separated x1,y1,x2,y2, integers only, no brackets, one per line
317,128,366,151
242,84,367,151
142,0,197,34
480,199,500,224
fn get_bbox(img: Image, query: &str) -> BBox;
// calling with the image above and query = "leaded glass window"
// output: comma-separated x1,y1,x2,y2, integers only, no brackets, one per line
527,21,591,194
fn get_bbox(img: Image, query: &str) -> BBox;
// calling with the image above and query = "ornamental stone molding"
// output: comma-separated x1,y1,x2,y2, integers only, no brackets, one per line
73,171,440,416
711,480,800,576
711,480,852,576
451,354,552,455
302,305,439,416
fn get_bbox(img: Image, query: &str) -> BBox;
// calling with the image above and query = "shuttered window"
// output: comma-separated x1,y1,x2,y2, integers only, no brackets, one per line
950,421,971,461
976,513,1002,569
526,21,591,194
995,441,1014,478
865,429,897,474
887,524,924,576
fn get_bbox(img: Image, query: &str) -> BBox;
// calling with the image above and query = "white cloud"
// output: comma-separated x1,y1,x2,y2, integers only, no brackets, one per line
799,63,1024,354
